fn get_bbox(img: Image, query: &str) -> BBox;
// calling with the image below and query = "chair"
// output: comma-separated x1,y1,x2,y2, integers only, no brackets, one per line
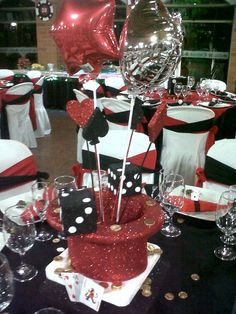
81,80,104,108
100,97,131,131
3,82,37,148
204,79,227,92
196,139,236,193
160,106,215,185
0,139,38,200
0,69,14,82
104,76,127,97
26,70,42,84
73,88,89,102
33,76,51,138
81,130,157,185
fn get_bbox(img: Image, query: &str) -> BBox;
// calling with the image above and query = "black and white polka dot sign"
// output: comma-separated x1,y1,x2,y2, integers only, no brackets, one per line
60,189,97,237
35,0,53,21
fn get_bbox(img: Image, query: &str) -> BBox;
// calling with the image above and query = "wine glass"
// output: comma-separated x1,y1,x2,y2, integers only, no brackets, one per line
181,85,191,99
53,175,78,239
160,174,185,237
214,190,236,261
0,253,14,312
195,82,204,104
174,83,182,101
220,185,236,245
32,181,53,242
187,75,195,89
3,204,38,282
34,308,65,314
156,86,166,99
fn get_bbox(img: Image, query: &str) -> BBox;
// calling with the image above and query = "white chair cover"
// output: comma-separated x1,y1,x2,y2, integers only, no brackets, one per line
0,139,37,200
5,82,37,148
82,130,157,184
33,76,51,138
26,70,42,82
204,79,226,92
160,106,215,185
100,97,130,131
104,76,126,90
202,139,236,193
0,69,14,81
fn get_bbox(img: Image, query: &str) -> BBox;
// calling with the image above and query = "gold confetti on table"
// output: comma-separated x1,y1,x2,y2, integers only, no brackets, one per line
53,255,63,262
54,267,65,275
177,218,185,224
191,273,200,281
144,277,152,285
178,291,188,299
142,288,152,297
164,292,175,301
52,238,60,243
146,200,156,206
53,207,61,214
111,282,123,290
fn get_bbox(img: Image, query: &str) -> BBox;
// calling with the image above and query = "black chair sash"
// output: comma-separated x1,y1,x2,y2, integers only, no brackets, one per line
215,106,236,140
165,118,214,133
104,111,130,124
0,90,33,139
0,171,49,191
205,156,236,186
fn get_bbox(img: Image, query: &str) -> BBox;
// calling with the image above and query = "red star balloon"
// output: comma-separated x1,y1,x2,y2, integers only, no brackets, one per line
50,0,119,76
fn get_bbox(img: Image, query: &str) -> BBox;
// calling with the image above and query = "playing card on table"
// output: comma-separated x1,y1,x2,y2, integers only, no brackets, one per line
78,277,105,312
61,272,77,302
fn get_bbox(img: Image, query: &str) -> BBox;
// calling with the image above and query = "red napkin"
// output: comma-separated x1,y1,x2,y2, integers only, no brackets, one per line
180,197,217,213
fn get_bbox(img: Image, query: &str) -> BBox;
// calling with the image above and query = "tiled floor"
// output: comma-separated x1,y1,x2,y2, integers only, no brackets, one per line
31,110,78,182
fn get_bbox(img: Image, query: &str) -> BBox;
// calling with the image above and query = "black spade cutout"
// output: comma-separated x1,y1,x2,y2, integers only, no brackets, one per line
82,108,109,145
131,97,144,129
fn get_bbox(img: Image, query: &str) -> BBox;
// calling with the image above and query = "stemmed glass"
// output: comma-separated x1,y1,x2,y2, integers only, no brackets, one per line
174,83,182,101
3,204,38,282
196,82,204,104
53,175,78,239
156,86,166,99
187,75,195,89
32,181,53,242
0,253,14,312
220,185,236,245
181,85,191,100
214,190,236,261
160,174,185,237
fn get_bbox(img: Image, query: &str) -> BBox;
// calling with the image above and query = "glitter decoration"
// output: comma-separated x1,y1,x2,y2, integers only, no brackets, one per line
178,291,188,299
191,273,200,281
164,292,175,301
47,191,164,282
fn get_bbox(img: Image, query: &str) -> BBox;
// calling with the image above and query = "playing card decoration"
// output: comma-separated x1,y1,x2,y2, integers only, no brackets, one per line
82,108,109,145
148,101,167,142
131,97,144,129
50,0,119,75
60,189,97,237
119,0,183,95
66,99,94,128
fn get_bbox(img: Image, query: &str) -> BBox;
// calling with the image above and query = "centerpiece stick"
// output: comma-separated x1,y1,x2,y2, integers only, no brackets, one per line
116,95,135,223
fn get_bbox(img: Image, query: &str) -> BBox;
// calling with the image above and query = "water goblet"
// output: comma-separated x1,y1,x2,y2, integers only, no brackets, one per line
0,253,14,312
156,86,166,99
196,82,204,104
181,85,190,99
220,185,236,245
214,190,236,261
32,181,53,242
187,76,195,89
34,308,65,314
174,83,182,101
53,175,78,240
160,174,185,237
3,204,38,282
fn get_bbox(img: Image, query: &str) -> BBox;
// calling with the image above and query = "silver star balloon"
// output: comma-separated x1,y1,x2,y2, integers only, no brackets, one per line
119,0,183,95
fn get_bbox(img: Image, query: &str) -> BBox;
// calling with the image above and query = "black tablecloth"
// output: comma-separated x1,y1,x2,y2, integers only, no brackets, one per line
3,214,236,314
43,76,82,110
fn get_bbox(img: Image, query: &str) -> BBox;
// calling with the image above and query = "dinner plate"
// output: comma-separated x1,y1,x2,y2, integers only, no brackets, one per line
0,191,32,214
178,185,221,221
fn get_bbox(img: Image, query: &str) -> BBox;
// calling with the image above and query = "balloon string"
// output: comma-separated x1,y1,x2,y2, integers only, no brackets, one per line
93,90,97,109
86,141,95,191
116,95,135,223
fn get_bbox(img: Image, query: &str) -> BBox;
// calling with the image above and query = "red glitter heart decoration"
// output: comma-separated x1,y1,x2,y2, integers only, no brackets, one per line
66,99,94,128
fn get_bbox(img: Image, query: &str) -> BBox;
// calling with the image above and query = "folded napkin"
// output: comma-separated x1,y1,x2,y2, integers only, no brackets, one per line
180,197,217,213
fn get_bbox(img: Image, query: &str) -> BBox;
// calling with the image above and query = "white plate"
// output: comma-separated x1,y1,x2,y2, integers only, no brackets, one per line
0,191,32,214
178,185,221,221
